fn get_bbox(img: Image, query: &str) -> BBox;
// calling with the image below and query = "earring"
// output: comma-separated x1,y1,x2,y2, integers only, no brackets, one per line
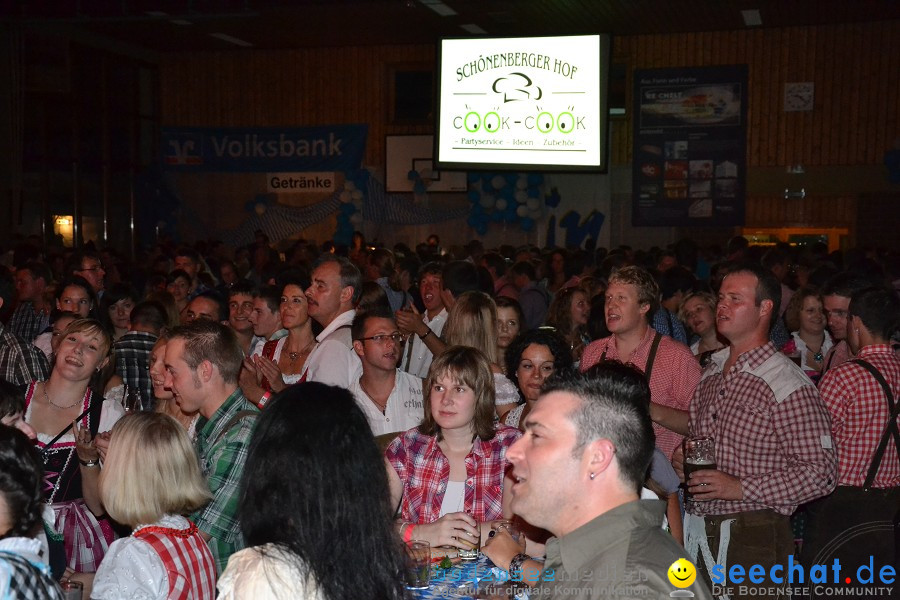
589,472,596,480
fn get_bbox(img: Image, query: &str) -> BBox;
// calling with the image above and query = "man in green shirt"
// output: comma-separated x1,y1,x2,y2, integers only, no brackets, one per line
164,320,258,574
490,364,712,599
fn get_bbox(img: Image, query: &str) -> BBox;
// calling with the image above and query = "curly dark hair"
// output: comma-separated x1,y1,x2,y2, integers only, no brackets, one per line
504,328,574,395
238,382,407,600
0,425,45,538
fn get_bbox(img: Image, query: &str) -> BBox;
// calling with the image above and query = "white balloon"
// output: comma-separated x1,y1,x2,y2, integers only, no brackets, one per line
351,190,363,201
516,177,528,190
480,194,495,209
491,175,506,190
495,198,507,210
352,200,363,210
526,197,541,211
529,207,542,218
344,181,356,192
516,205,529,217
514,190,527,203
350,212,363,225
340,190,352,203
254,203,266,216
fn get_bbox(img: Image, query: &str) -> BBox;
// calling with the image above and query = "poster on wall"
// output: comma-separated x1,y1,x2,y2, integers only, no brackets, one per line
632,65,747,226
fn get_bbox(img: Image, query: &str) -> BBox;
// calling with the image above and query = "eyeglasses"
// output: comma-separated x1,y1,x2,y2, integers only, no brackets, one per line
357,333,407,344
78,265,104,272
824,309,849,319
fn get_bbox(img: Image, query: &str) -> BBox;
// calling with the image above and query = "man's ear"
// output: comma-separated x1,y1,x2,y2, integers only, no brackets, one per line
352,340,364,358
586,438,616,476
198,359,214,383
339,285,354,305
759,298,774,319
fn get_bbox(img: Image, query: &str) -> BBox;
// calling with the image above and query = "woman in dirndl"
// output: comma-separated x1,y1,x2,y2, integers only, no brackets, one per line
24,318,125,575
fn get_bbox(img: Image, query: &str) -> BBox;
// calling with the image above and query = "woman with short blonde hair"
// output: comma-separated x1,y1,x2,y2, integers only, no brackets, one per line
92,412,215,600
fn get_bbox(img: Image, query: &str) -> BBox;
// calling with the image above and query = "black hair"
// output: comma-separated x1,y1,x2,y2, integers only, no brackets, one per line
441,260,481,299
504,328,574,394
275,268,311,293
0,379,25,419
658,266,696,301
351,305,396,342
173,246,201,264
849,286,900,341
191,290,228,322
509,260,537,281
0,269,12,307
18,261,52,286
546,363,655,494
226,281,257,300
238,383,407,600
727,262,782,324
820,272,882,300
0,425,45,538
166,269,191,286
128,301,168,334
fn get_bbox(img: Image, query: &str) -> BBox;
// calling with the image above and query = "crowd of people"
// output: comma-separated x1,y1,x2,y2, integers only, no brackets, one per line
0,230,897,599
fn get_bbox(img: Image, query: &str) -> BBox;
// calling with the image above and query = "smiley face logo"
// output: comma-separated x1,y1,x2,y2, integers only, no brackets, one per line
667,558,696,588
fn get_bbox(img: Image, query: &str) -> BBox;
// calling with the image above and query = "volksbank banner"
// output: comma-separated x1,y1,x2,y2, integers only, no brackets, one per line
161,125,368,172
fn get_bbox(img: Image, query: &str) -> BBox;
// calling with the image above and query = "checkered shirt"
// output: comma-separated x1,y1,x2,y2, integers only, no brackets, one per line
7,301,49,344
386,425,521,524
192,389,258,575
822,339,854,376
818,344,900,488
687,342,837,517
581,327,701,458
0,323,50,387
113,331,158,410
134,520,217,600
0,549,64,600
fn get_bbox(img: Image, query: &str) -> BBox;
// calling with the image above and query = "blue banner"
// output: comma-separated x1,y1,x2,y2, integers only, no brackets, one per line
160,125,368,172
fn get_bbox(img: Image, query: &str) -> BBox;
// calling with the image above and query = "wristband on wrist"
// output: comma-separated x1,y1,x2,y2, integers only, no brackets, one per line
79,458,101,468
419,328,433,340
508,553,530,578
257,391,272,409
402,522,415,543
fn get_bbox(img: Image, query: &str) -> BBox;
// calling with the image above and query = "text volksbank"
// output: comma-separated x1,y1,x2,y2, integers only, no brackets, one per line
212,133,343,158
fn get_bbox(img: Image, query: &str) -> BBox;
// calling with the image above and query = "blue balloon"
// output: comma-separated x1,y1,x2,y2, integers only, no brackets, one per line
505,174,518,186
467,172,480,183
468,190,480,203
408,169,418,181
500,187,514,201
413,180,426,194
475,222,488,235
491,211,504,223
521,217,535,232
527,174,543,186
340,203,356,215
527,187,541,198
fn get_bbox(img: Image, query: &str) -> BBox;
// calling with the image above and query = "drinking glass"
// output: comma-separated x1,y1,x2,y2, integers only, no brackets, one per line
495,519,526,553
405,540,431,590
61,580,83,600
123,385,143,414
683,436,716,501
458,521,480,561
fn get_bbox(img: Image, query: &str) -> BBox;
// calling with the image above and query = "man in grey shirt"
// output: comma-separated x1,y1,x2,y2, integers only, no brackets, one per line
484,363,712,599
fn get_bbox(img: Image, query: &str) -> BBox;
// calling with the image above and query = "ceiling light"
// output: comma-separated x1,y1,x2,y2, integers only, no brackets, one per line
209,33,253,47
170,19,193,26
741,9,762,27
420,1,457,16
460,24,486,34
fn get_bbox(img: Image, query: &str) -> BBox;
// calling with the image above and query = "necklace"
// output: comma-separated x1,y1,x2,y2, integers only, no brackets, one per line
287,339,315,364
43,383,81,410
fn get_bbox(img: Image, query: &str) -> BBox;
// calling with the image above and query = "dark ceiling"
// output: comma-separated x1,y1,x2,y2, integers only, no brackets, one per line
5,0,900,60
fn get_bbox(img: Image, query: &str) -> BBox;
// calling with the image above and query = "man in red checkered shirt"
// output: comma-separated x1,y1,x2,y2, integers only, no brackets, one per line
580,266,700,459
674,264,837,599
802,286,900,573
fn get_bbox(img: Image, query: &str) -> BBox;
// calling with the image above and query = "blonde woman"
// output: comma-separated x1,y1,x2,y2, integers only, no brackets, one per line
442,291,520,420
91,412,215,600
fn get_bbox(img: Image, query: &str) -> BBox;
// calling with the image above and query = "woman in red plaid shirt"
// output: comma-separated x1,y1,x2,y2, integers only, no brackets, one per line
386,345,522,552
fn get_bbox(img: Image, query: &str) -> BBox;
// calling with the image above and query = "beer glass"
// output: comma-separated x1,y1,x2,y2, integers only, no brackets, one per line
683,436,716,501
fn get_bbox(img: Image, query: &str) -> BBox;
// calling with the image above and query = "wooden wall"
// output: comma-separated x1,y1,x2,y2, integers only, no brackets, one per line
159,20,900,245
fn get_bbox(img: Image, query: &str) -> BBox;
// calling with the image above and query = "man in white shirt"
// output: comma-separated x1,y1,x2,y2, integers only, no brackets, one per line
304,255,362,388
350,307,424,436
397,262,447,379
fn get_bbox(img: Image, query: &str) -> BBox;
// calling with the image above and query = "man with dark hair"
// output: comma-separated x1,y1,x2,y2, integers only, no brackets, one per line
247,285,286,357
350,307,423,436
183,291,228,324
582,266,699,459
651,265,694,345
366,248,410,313
173,247,211,299
226,282,257,356
508,261,549,331
439,260,481,310
820,272,881,375
480,252,517,299
9,261,53,343
304,255,362,388
66,250,105,296
397,262,447,379
803,286,900,572
485,366,711,598
761,247,794,318
164,320,258,574
0,270,50,387
675,263,837,596
113,300,166,409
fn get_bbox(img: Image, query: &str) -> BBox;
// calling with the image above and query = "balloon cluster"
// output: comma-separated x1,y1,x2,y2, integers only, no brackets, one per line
245,194,275,216
466,173,545,234
334,173,366,246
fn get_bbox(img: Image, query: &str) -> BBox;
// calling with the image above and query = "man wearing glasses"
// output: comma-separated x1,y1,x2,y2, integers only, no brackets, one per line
66,251,106,297
351,306,423,436
820,272,881,376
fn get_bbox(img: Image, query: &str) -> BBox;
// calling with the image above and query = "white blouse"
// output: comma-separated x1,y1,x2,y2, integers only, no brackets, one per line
217,544,324,600
91,515,189,600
